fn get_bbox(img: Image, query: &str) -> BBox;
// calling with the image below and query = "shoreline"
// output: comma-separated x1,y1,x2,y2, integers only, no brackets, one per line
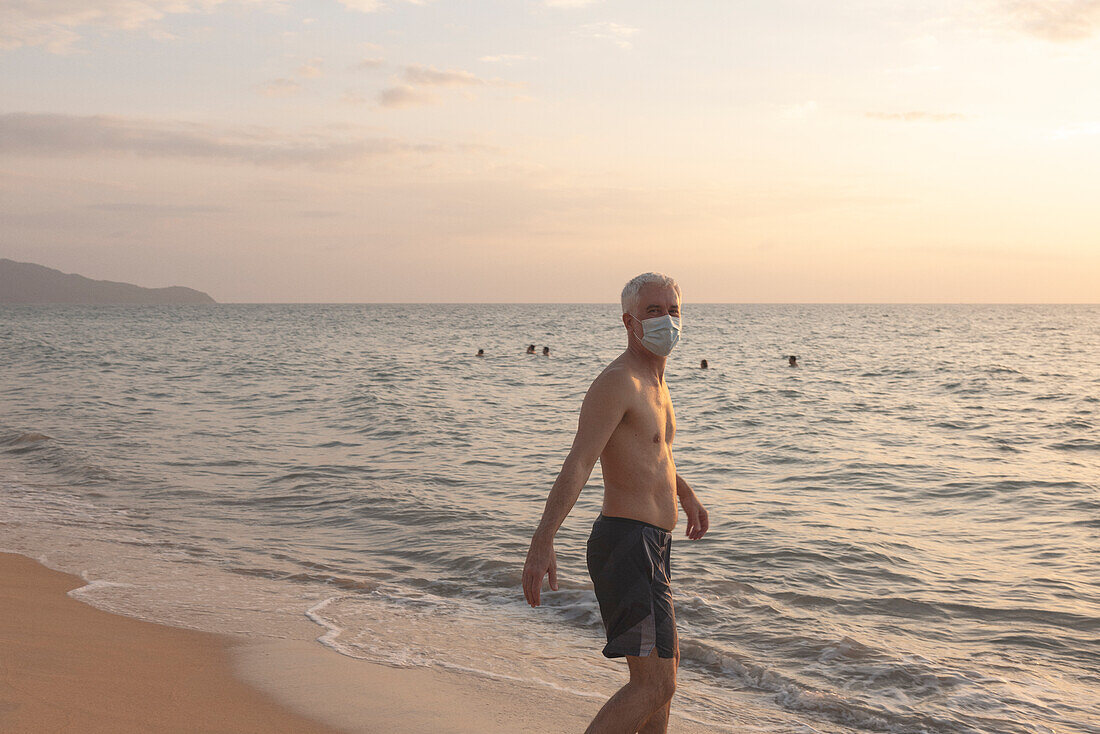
0,550,727,733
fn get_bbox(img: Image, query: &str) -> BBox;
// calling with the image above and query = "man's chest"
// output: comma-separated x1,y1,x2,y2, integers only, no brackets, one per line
623,388,676,445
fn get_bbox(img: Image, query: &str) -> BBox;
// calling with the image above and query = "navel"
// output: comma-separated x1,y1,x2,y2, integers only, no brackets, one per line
653,433,660,443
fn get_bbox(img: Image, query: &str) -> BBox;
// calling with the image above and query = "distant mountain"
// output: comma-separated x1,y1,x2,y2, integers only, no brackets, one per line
0,258,216,304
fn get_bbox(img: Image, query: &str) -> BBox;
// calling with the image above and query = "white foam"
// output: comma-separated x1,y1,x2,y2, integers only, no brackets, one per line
67,578,138,602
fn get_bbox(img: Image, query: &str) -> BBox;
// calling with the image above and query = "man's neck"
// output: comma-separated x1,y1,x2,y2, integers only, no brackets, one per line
625,340,667,382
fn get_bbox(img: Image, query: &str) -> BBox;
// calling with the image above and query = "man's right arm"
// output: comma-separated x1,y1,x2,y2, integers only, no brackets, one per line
522,370,628,607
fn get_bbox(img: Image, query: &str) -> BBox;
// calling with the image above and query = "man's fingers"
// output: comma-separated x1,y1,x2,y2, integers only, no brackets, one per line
548,563,558,591
687,509,699,538
690,513,704,539
523,567,539,606
526,574,539,606
522,565,548,606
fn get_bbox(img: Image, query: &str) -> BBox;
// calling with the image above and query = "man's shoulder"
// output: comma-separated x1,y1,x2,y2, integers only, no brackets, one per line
589,358,641,394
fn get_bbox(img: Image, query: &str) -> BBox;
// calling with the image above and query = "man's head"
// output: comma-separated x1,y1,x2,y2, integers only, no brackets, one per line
620,272,681,316
620,272,682,356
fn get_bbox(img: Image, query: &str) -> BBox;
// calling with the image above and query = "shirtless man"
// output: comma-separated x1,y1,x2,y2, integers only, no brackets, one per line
522,272,710,734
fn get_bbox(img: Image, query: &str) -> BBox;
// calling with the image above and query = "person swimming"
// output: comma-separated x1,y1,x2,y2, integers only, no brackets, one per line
542,346,550,356
477,349,484,357
788,355,798,367
700,359,708,370
527,344,536,354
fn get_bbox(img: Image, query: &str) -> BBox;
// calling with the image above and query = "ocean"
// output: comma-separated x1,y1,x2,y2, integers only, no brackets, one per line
1,303,1097,733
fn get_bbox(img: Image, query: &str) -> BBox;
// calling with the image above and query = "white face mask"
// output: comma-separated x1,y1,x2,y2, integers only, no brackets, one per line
630,314,681,357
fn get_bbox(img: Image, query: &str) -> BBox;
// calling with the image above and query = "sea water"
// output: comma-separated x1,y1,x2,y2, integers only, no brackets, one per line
1,304,1097,733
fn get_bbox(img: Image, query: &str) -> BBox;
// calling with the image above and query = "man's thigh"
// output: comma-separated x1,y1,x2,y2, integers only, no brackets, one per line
625,647,677,682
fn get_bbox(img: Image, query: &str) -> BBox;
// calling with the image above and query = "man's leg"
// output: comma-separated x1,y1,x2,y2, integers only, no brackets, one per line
637,700,670,734
584,649,676,734
636,645,678,734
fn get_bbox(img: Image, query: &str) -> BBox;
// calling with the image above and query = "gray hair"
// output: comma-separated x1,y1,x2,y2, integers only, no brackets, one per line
620,272,681,314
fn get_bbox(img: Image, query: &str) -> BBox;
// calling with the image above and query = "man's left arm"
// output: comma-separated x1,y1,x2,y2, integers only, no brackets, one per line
675,472,709,540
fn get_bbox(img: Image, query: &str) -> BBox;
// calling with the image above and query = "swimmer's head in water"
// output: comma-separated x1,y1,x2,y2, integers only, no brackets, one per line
527,344,535,353
477,349,484,356
542,346,550,355
700,359,708,369
789,355,798,365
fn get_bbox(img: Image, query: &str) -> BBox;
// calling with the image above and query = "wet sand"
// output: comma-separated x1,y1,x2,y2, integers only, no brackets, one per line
0,550,350,733
0,551,726,733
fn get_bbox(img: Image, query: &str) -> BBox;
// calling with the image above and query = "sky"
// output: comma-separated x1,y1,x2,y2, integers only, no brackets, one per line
1,0,1098,303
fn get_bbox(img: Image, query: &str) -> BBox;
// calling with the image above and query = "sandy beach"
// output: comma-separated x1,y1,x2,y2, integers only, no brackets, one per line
0,550,350,733
0,551,727,733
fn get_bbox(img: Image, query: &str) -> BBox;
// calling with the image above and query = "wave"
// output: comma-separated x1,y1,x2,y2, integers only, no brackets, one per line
0,431,52,446
1049,438,1100,452
0,428,116,485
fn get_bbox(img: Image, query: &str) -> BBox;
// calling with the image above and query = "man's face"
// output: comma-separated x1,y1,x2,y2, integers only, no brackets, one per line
629,284,681,325
625,284,681,342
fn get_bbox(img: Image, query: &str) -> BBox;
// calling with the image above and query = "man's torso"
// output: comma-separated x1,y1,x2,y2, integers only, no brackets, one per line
596,354,678,531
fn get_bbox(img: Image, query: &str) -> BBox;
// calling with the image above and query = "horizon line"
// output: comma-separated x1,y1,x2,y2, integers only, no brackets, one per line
206,301,1100,306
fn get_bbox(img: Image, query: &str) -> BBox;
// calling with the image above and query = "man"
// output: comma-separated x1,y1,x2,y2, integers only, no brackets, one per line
522,272,709,734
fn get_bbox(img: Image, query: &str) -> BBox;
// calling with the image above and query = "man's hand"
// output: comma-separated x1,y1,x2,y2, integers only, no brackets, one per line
679,489,709,540
522,536,558,607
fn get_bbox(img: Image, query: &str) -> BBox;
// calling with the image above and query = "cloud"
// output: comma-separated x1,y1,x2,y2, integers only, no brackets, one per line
0,111,450,167
297,57,323,78
296,210,343,217
479,54,536,64
402,64,487,87
335,0,384,12
258,77,302,97
1049,121,1100,139
377,85,437,108
335,0,427,12
340,90,370,104
0,0,285,54
864,111,967,122
351,57,386,70
998,0,1100,41
579,21,639,49
87,202,230,216
375,64,519,108
782,101,818,120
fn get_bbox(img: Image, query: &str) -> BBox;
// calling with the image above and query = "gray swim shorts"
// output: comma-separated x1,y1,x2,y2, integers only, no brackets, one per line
585,513,678,659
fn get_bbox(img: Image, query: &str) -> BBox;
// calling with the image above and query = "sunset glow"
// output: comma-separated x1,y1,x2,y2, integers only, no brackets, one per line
2,1,1098,302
